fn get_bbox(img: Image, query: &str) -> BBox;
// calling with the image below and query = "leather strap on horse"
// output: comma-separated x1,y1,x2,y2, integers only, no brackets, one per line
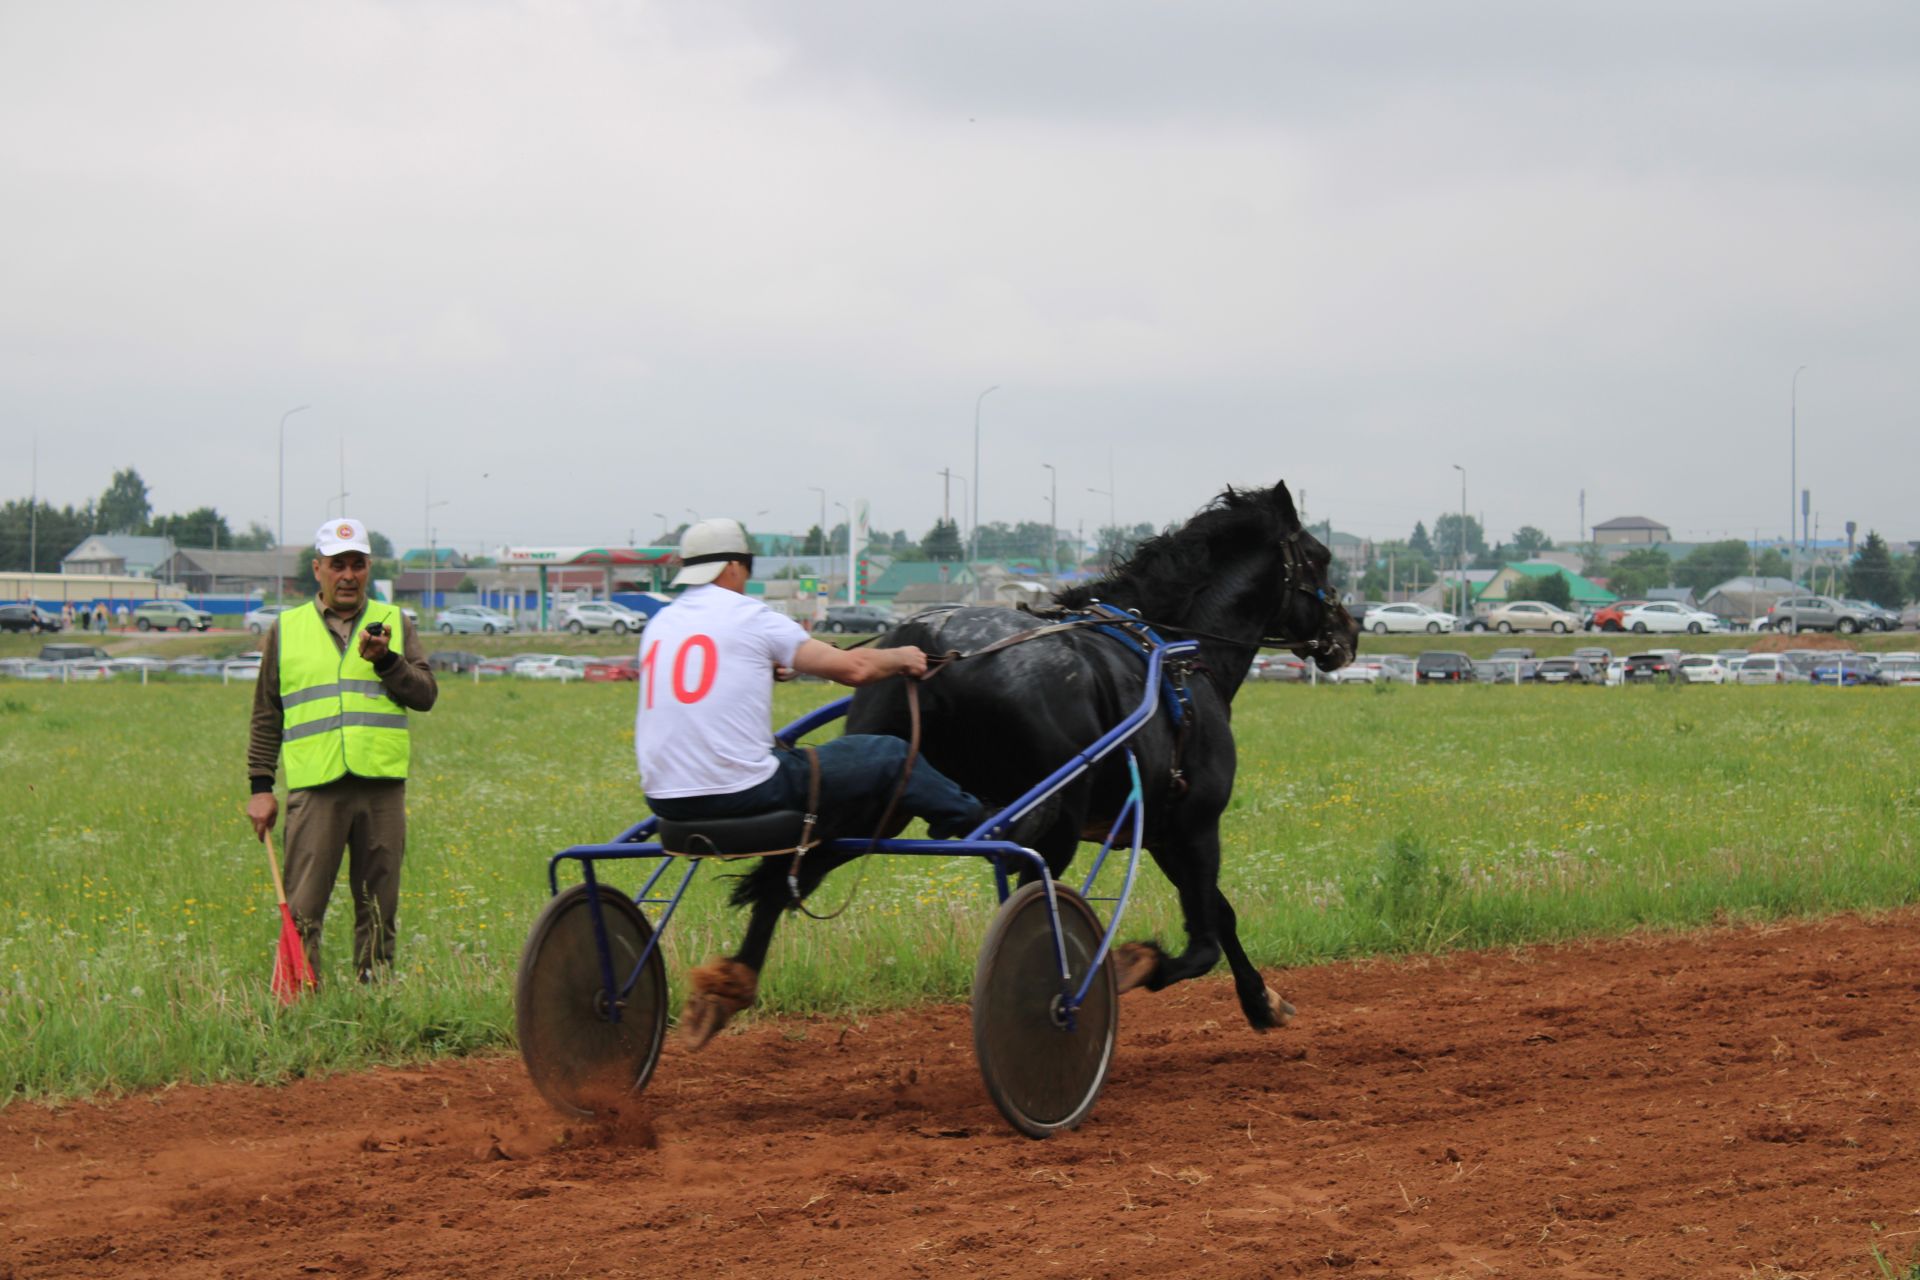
783,678,925,921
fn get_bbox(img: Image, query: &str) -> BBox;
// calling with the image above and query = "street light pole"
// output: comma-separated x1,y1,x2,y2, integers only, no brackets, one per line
1452,464,1467,620
1042,463,1058,582
834,500,851,605
275,404,309,606
1791,364,1807,587
424,477,448,623
971,384,999,575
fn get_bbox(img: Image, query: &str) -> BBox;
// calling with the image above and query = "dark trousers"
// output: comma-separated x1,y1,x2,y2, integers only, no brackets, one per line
648,735,982,840
283,775,407,974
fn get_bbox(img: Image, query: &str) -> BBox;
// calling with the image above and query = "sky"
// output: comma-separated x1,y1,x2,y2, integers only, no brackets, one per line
3,1,1916,558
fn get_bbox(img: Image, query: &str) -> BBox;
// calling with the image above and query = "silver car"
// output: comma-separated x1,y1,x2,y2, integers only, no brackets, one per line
559,601,646,635
436,605,518,636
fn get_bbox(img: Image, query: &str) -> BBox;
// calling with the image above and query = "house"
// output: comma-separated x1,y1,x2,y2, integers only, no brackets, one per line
1644,586,1698,609
1700,576,1801,625
867,560,975,611
1592,516,1672,546
62,534,176,578
1324,529,1372,578
1478,562,1618,609
156,547,303,596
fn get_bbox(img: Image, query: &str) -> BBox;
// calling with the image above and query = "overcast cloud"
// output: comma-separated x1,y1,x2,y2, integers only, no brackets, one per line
3,1,1915,556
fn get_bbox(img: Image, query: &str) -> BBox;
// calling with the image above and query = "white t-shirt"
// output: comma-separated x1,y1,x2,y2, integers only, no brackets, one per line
634,584,810,798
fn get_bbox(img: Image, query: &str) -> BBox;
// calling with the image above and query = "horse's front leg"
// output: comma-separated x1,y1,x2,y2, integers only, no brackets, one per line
1112,825,1294,1031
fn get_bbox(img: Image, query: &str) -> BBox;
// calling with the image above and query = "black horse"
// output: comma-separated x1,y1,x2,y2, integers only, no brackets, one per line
679,479,1356,1043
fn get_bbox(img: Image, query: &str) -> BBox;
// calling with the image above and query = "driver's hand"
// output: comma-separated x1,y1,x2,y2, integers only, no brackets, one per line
774,665,797,683
357,628,392,664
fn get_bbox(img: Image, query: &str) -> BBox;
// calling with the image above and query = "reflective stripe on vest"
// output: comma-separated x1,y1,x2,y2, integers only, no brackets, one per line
278,601,410,789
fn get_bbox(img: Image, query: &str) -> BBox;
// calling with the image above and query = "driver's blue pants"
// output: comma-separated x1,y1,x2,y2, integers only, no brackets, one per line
646,735,985,840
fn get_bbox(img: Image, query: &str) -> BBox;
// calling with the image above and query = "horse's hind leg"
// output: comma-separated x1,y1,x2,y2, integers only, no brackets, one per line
1121,833,1225,995
682,890,782,1049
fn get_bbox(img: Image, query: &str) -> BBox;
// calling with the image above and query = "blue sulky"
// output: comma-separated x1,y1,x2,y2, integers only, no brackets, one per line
518,639,1197,1138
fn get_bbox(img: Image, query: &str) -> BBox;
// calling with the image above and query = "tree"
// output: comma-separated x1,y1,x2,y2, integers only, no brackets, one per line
1511,526,1552,557
98,468,152,533
0,498,96,572
148,506,233,549
801,524,826,556
231,521,276,551
1606,548,1672,598
1754,548,1789,580
1672,540,1753,595
1847,530,1907,609
1095,522,1155,569
1432,513,1486,562
920,518,963,562
1408,521,1433,555
1508,570,1572,609
367,529,395,559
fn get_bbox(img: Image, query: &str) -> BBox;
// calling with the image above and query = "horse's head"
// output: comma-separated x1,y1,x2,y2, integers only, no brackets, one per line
1261,482,1359,672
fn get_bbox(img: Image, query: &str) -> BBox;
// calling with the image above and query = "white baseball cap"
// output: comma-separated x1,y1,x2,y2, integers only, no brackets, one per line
671,518,753,587
315,517,372,557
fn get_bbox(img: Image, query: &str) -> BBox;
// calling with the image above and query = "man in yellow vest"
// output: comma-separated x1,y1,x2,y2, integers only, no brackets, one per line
245,518,438,982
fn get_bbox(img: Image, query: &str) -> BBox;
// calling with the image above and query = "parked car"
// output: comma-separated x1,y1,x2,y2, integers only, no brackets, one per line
1872,657,1920,686
519,656,594,680
1622,652,1681,682
558,601,646,635
1839,598,1903,632
508,653,570,677
584,657,640,682
244,603,296,634
437,605,518,635
1376,654,1417,684
40,643,110,662
1536,657,1600,684
1328,660,1390,683
131,600,212,632
1415,651,1475,683
820,605,895,634
427,649,483,673
1361,602,1457,635
1809,656,1876,686
1589,600,1649,632
1619,601,1723,635
1735,654,1794,685
1246,653,1307,682
1675,655,1731,684
1482,601,1582,634
0,603,62,633
1763,595,1873,635
1572,645,1613,667
1474,658,1531,683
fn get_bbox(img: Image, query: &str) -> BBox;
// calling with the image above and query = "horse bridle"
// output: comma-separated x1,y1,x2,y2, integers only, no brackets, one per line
1145,526,1344,657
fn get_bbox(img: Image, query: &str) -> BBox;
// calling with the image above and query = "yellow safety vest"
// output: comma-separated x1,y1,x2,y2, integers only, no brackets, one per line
278,601,410,789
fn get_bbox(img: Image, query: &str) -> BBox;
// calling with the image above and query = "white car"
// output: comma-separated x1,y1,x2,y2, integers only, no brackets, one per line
244,603,296,634
1675,655,1730,684
1362,603,1457,635
558,601,646,635
1328,661,1387,683
1619,602,1723,634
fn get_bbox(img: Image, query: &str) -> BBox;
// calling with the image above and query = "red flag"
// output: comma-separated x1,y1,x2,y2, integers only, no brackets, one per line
264,832,317,1002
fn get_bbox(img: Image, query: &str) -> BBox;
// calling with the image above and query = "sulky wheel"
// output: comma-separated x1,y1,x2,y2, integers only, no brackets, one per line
516,883,667,1120
971,880,1118,1138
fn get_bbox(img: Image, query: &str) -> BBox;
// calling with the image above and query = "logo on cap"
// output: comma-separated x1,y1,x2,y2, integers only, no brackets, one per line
337,523,354,539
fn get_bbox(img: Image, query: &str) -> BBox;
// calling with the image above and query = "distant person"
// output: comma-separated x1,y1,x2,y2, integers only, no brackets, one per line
92,602,108,633
61,603,74,632
74,606,89,633
244,519,438,983
114,603,129,632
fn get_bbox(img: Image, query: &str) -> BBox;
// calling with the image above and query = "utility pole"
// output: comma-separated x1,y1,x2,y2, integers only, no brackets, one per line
27,433,37,577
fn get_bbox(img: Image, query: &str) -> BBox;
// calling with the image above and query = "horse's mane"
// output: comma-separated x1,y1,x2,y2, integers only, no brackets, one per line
1051,484,1294,621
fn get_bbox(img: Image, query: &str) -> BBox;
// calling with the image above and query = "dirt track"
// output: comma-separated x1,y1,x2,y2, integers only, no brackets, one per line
8,910,1920,1279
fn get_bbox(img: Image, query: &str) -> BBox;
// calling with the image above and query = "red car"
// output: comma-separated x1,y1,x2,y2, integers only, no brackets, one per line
1589,600,1647,632
584,658,639,682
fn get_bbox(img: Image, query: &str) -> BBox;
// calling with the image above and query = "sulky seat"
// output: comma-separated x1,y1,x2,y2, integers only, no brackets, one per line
655,811,812,859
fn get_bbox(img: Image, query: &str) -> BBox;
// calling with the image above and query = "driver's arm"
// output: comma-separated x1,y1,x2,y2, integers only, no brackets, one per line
789,638,928,687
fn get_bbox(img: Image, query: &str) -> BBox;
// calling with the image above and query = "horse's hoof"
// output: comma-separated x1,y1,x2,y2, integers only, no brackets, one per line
681,958,758,1049
1112,942,1162,994
1266,986,1297,1028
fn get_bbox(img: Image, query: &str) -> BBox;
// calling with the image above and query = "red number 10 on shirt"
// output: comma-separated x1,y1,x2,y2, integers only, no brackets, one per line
641,635,719,708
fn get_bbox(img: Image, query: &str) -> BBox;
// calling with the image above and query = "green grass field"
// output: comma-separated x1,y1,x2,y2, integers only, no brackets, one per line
3,634,1917,1105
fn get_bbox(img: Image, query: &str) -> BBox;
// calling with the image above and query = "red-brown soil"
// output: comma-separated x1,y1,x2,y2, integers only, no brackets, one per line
9,910,1920,1279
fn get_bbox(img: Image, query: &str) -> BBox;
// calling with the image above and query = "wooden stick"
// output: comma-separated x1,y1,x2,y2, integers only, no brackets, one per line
263,830,291,908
